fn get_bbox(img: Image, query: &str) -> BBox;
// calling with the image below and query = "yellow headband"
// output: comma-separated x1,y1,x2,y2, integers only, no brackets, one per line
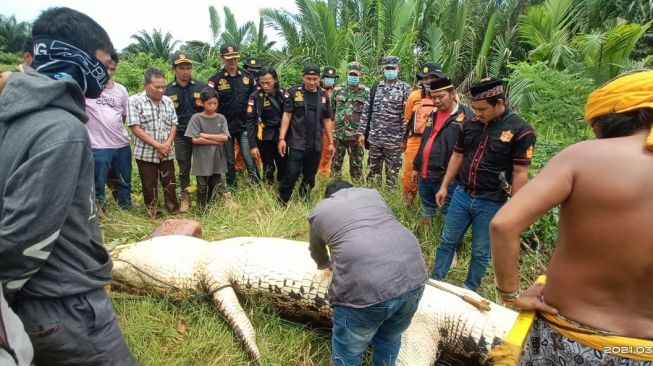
584,70,653,151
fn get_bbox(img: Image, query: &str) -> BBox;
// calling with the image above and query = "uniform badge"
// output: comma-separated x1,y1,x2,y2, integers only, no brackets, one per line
456,113,465,122
425,115,433,127
193,92,200,99
263,99,271,107
328,70,334,75
169,94,178,101
322,96,326,104
284,91,291,98
174,101,179,108
526,145,534,159
423,67,429,73
243,76,250,85
247,105,253,113
248,99,255,106
208,80,215,88
499,130,514,143
294,90,304,102
218,79,230,91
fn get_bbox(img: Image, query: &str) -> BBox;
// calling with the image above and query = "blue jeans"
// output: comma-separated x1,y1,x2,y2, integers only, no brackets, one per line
431,186,503,291
331,286,424,366
225,131,260,188
92,146,132,209
417,178,457,219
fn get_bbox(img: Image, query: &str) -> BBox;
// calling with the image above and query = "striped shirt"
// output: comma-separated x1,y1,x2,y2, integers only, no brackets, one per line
128,91,178,162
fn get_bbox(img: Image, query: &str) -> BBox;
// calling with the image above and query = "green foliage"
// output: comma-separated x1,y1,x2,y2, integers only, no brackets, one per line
113,53,173,95
0,15,30,53
507,62,594,143
124,29,180,61
0,50,21,71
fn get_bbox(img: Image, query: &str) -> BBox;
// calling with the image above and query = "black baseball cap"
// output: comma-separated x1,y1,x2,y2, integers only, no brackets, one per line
303,63,320,76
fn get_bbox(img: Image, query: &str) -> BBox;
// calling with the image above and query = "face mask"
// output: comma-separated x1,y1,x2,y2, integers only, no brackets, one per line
347,75,360,86
384,69,398,80
323,78,335,87
31,37,108,99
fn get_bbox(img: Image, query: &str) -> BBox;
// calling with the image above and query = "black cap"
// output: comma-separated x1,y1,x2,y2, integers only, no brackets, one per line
172,52,193,66
417,62,446,79
303,63,320,76
469,78,505,101
244,57,262,69
220,43,240,59
430,77,454,92
322,66,338,78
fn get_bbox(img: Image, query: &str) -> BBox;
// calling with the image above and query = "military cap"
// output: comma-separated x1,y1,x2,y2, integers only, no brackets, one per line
244,57,262,69
381,56,399,66
469,78,505,101
429,77,454,92
347,62,362,75
417,62,446,79
220,43,240,59
172,52,193,66
322,66,338,78
303,63,320,76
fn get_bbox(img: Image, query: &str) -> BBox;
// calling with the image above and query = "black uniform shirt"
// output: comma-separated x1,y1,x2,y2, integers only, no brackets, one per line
165,79,206,132
283,85,332,152
245,88,286,148
454,109,536,202
208,68,255,134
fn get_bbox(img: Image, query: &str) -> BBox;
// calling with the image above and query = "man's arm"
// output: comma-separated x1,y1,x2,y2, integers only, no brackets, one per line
490,147,576,311
308,222,330,269
0,140,84,301
321,117,335,156
511,164,530,194
277,111,292,157
435,152,463,207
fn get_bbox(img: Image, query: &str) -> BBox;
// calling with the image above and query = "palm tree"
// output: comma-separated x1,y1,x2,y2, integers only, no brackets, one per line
0,15,31,53
221,6,254,47
124,29,179,61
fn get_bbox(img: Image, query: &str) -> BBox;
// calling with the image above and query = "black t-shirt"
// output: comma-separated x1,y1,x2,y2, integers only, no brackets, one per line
454,109,536,202
283,85,332,152
305,90,319,151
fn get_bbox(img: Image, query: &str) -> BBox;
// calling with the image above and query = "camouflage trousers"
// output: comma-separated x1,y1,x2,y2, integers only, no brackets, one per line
367,143,402,189
332,138,364,181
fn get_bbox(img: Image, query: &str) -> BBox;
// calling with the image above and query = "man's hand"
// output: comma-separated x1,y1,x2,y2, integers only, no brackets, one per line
251,147,261,160
400,141,407,153
327,143,335,157
278,139,287,157
435,186,448,208
411,170,419,183
156,142,172,157
357,134,365,148
504,283,559,314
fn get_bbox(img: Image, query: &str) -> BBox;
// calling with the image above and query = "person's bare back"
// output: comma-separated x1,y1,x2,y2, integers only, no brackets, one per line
545,130,653,338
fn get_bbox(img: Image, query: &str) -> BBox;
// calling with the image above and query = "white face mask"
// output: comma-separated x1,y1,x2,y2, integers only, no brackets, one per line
324,78,335,87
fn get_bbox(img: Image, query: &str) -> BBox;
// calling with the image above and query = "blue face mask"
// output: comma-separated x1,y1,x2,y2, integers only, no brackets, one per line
31,37,108,99
384,69,398,80
323,78,335,87
347,75,360,86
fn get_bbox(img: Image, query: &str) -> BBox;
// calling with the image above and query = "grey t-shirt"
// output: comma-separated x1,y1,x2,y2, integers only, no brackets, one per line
185,113,230,176
307,187,428,307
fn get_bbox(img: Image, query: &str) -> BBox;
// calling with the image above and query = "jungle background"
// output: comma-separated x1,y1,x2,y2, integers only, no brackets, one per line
1,0,652,364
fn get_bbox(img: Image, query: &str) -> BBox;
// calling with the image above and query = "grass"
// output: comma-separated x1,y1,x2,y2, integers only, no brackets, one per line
104,163,556,365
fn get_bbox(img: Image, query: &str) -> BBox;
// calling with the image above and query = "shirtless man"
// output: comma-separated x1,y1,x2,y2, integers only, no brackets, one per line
490,70,653,364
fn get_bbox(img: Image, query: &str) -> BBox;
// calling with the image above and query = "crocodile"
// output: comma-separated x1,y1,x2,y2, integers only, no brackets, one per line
110,235,518,365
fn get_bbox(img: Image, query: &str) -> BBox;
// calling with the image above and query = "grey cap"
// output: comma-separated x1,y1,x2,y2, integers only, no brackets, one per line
381,56,399,66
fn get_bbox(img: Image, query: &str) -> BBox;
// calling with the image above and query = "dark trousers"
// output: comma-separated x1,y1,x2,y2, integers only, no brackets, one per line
12,289,138,366
259,140,286,184
136,159,179,213
278,148,321,204
225,131,259,188
92,146,132,209
174,135,193,196
196,174,226,209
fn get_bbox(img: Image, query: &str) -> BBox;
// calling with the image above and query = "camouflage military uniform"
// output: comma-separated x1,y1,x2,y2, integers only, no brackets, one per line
331,83,368,180
357,79,411,188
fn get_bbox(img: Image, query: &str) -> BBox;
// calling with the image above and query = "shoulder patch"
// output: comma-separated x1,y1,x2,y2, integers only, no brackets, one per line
500,130,513,143
248,99,255,106
207,80,215,88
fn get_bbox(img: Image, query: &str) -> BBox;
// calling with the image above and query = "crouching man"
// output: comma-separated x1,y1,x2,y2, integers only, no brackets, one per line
308,180,427,366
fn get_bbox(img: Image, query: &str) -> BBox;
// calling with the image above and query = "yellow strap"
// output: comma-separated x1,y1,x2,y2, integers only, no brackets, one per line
257,121,264,141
